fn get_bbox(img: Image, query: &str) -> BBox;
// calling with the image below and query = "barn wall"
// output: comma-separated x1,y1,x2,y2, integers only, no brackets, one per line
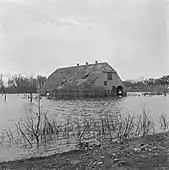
94,72,124,90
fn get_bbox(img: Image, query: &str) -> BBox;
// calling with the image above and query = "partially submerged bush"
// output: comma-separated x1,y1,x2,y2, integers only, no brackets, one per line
159,113,169,132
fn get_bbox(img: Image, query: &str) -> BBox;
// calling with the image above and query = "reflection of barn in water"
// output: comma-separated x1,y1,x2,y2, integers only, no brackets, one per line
42,61,126,99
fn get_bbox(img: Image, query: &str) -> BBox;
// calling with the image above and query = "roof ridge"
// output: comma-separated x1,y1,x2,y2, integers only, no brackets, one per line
57,62,107,70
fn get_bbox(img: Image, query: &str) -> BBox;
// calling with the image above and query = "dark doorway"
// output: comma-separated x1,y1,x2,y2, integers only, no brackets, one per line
116,86,123,96
112,86,117,96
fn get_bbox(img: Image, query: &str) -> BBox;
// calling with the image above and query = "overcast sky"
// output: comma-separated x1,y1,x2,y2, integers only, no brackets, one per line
0,0,168,80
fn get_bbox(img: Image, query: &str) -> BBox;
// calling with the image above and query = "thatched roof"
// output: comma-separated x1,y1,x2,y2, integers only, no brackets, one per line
42,62,117,91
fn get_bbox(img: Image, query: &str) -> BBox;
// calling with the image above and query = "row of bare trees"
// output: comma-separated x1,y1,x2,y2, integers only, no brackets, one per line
124,75,169,90
0,74,47,93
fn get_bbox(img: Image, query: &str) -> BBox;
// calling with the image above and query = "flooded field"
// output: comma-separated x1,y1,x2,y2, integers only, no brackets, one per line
0,93,168,162
0,93,168,130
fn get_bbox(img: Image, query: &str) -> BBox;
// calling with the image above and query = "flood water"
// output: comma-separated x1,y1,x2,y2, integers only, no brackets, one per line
0,93,168,161
0,93,168,130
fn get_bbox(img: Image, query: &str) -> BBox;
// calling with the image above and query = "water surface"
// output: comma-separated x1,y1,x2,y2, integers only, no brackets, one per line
0,93,168,162
0,93,168,130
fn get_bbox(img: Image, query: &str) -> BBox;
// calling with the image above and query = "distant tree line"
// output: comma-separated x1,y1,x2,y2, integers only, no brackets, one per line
123,75,169,91
0,74,47,94
1,73,168,94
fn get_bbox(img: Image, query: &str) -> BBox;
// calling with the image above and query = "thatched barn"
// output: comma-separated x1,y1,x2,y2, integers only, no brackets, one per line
42,61,126,99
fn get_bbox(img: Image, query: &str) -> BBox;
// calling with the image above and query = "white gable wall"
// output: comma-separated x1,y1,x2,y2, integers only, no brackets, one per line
94,72,124,91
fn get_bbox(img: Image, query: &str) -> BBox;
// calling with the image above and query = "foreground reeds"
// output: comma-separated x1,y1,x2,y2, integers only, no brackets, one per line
0,98,168,152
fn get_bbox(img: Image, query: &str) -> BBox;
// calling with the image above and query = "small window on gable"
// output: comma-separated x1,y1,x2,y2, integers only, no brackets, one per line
104,81,107,86
107,72,112,80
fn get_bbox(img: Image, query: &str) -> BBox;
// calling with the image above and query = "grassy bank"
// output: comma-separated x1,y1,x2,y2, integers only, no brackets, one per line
0,131,169,170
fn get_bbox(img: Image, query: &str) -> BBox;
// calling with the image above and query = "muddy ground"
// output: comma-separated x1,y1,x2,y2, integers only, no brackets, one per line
0,132,169,170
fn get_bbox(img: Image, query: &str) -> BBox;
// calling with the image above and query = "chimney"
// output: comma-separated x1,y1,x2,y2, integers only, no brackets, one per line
77,63,79,66
95,61,98,64
86,62,88,65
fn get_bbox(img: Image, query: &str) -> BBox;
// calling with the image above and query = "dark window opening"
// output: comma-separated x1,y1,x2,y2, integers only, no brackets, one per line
104,81,107,86
107,72,112,80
